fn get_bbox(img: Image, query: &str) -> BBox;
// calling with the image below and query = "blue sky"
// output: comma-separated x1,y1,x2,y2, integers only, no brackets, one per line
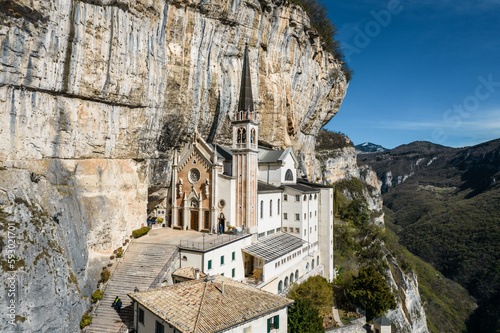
323,0,500,148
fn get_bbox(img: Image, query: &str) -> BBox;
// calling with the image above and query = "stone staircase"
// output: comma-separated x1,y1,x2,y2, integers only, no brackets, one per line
85,241,178,333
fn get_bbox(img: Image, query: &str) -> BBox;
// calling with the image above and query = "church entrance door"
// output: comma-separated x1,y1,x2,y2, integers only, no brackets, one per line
218,218,225,233
190,211,199,231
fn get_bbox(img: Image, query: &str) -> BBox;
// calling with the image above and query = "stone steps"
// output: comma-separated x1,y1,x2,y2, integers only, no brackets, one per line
85,241,178,333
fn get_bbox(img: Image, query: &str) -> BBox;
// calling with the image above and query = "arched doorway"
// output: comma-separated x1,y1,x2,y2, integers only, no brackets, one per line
218,213,225,233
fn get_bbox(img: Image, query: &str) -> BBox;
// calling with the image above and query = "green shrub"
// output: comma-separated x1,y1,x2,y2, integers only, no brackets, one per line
101,270,110,283
173,226,182,230
91,290,103,303
132,227,150,238
116,248,124,258
80,313,93,329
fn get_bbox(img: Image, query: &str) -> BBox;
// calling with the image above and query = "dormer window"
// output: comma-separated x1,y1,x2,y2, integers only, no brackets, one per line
285,169,293,181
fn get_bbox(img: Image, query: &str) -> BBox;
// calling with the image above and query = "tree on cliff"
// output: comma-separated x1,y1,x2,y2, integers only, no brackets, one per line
346,266,396,320
288,299,325,333
287,275,334,316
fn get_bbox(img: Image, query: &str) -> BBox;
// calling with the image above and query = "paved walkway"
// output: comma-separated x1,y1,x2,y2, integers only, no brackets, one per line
85,228,219,333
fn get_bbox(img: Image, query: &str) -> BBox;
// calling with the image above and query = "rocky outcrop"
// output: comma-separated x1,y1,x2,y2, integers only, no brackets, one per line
0,0,347,331
386,256,428,333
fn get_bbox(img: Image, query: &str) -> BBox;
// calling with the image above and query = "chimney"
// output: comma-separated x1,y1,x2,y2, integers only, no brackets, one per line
195,268,200,280
221,281,225,295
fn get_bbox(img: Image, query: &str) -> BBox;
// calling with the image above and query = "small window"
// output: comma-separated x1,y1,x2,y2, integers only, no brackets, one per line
304,229,306,236
295,214,300,221
295,228,300,233
304,213,306,219
310,227,312,233
260,201,264,219
295,195,300,201
303,195,307,201
309,194,312,200
155,321,165,333
284,194,288,201
277,199,280,215
283,227,288,232
139,308,144,324
232,251,235,261
310,212,312,218
221,273,224,276
270,200,273,216
232,268,235,278
258,232,265,238
208,260,212,270
314,194,317,199
284,213,288,220
268,315,280,332
182,256,188,261
315,225,317,231
221,256,224,265
315,211,317,217
285,169,293,181
276,227,281,232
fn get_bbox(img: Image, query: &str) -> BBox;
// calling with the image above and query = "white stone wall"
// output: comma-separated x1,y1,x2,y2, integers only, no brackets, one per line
318,187,335,281
257,191,283,235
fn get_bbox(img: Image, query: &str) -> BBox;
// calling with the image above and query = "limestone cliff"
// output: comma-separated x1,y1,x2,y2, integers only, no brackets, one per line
314,139,429,333
0,0,347,331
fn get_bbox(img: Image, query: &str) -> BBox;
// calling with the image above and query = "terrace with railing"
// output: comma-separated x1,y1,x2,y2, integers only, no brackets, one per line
179,233,251,252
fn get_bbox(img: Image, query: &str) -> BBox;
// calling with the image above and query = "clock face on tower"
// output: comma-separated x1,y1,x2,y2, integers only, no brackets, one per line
189,168,200,183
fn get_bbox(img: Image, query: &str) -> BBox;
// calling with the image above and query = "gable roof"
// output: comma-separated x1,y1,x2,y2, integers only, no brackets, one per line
129,275,293,333
242,233,305,262
258,147,297,165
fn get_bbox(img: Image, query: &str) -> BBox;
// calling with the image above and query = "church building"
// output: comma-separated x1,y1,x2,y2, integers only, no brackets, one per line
164,44,335,294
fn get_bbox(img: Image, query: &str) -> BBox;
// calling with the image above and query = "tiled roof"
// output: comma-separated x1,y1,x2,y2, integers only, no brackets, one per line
242,233,305,262
128,275,293,333
172,267,206,280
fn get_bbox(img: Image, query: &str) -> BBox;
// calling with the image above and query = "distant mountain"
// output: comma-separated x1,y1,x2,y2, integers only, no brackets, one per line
359,138,500,332
355,142,388,153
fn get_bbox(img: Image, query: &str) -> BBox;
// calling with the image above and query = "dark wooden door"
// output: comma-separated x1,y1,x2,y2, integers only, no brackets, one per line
190,211,199,230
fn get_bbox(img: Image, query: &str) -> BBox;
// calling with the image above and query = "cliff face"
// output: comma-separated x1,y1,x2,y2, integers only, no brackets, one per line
0,0,347,331
314,144,429,333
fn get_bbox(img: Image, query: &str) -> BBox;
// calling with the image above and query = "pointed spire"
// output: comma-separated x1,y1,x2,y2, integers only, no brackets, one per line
237,42,254,114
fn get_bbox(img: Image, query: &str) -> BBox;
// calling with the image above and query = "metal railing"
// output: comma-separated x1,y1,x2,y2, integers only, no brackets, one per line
149,247,179,289
179,234,247,251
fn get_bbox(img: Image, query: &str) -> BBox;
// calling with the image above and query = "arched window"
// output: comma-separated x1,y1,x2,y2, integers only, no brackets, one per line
317,256,320,266
237,128,242,143
290,273,294,284
284,276,289,288
285,169,293,181
312,259,315,269
295,270,299,281
260,200,264,219
277,199,280,215
242,128,247,143
278,280,283,293
270,200,273,216
250,129,256,143
191,199,198,207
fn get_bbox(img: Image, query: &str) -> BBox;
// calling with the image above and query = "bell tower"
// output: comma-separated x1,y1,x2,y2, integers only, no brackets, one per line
232,43,259,234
